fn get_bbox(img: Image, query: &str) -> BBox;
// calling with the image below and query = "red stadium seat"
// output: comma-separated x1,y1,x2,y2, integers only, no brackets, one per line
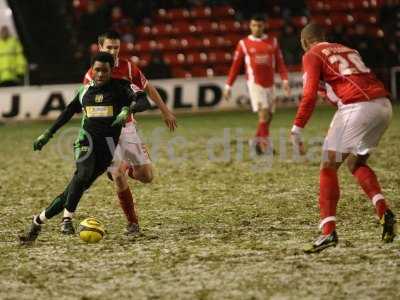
353,12,379,24
169,8,190,19
164,53,186,66
219,20,242,33
136,25,152,38
195,20,219,34
347,0,375,10
134,40,158,52
180,36,202,50
186,52,208,65
158,38,181,51
217,36,230,49
207,51,232,64
224,34,242,47
200,36,225,49
212,5,235,18
152,24,174,36
171,67,192,78
330,14,355,25
366,26,385,37
173,21,197,35
130,54,151,67
155,9,171,21
324,1,349,11
240,20,249,34
214,64,230,76
190,7,212,18
190,66,212,77
311,15,333,27
308,0,325,12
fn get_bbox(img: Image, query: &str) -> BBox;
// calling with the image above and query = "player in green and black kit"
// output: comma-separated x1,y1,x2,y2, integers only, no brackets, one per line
20,52,151,244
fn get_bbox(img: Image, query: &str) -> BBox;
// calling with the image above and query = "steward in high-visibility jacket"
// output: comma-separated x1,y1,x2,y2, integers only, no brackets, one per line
0,26,27,86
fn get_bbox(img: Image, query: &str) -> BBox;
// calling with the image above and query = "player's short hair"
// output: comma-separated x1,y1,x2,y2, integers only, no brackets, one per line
98,30,121,45
301,23,326,43
250,14,266,22
91,51,115,67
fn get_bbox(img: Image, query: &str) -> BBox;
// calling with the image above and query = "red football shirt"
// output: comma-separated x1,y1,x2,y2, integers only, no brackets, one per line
226,34,288,88
294,42,388,128
83,57,148,90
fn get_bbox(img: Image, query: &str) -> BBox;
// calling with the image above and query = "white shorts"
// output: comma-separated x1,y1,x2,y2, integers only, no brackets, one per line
323,97,392,155
108,122,151,172
247,82,275,113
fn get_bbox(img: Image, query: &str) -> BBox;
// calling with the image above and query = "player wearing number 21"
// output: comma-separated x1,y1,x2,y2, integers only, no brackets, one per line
291,23,396,253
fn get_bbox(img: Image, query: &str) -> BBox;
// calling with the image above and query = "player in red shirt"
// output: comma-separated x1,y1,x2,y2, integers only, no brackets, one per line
223,14,291,154
291,23,396,253
84,31,177,235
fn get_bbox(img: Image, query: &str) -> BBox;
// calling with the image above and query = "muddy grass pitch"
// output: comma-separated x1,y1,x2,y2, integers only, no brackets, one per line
0,106,399,299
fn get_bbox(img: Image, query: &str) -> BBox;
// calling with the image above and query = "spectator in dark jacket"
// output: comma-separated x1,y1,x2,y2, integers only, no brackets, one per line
144,51,171,79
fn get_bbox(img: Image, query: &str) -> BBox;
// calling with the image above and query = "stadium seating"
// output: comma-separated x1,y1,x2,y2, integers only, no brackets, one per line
75,0,394,78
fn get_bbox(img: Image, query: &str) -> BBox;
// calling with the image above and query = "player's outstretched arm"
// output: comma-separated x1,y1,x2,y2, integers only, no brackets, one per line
112,90,151,127
33,130,52,151
274,39,291,97
290,53,322,156
33,96,82,151
130,91,152,114
224,41,245,101
145,83,177,131
293,53,322,130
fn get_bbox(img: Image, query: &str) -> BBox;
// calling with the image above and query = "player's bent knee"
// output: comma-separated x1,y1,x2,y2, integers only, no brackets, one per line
143,173,153,183
346,154,369,174
139,171,153,183
137,166,153,183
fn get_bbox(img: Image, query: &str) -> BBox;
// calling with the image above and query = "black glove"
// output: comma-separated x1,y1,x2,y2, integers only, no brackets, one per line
33,130,52,151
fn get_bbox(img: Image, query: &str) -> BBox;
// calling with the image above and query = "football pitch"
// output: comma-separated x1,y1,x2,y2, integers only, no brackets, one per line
0,105,399,300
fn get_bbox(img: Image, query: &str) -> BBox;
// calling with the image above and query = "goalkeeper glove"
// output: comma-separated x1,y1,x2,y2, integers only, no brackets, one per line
111,106,130,127
33,130,52,151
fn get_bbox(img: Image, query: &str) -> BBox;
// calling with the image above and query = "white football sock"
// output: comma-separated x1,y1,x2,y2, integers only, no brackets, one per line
63,209,74,219
34,210,48,225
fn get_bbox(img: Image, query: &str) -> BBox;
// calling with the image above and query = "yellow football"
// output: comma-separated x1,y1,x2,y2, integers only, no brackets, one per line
78,217,105,243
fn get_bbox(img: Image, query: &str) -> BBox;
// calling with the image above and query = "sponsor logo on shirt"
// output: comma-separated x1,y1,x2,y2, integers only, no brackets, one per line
255,54,269,64
85,106,113,117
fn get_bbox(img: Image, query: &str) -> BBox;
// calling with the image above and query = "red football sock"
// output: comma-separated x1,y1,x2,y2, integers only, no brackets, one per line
117,187,139,225
319,168,340,235
352,164,388,218
264,121,270,137
256,121,269,138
